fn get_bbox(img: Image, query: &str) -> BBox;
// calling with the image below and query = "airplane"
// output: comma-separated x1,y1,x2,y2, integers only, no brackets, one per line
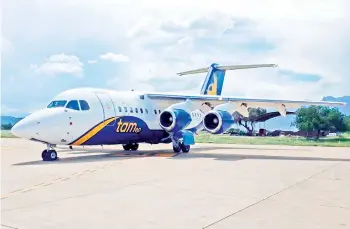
11,63,345,161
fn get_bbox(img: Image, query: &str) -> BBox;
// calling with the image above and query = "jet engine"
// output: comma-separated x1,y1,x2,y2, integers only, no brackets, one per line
159,108,192,133
203,110,235,134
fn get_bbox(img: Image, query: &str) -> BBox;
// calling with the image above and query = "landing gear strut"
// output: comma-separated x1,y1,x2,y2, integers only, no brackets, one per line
42,144,58,161
122,143,139,151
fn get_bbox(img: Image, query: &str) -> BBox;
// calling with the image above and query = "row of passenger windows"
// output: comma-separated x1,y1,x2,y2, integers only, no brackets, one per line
117,106,161,115
47,100,162,114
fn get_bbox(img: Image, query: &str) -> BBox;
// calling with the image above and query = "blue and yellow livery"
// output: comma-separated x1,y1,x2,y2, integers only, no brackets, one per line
11,62,344,161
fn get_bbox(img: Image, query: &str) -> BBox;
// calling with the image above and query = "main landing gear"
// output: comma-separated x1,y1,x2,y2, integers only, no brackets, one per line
172,141,190,153
41,144,58,161
122,143,139,151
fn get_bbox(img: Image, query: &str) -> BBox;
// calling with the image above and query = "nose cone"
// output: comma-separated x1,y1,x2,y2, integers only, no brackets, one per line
11,118,38,139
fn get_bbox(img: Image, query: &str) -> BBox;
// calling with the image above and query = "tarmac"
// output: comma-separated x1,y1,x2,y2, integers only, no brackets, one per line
1,138,350,229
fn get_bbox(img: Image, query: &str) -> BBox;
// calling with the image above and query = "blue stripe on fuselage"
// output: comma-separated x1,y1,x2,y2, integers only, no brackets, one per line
74,116,168,145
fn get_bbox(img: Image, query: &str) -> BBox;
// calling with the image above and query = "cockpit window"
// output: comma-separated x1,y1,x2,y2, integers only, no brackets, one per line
66,100,80,111
79,100,90,111
47,100,67,108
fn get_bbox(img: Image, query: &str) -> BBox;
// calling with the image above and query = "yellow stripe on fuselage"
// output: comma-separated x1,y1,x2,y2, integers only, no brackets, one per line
72,117,117,146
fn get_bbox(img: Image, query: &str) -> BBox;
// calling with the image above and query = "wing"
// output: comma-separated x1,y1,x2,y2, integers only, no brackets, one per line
144,92,346,109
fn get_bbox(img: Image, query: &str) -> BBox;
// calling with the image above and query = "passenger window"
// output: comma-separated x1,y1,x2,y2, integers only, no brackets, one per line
159,110,161,114
118,106,122,112
79,100,90,110
140,108,143,114
145,109,148,114
135,108,138,113
124,107,127,113
66,100,80,111
154,109,157,114
130,107,133,113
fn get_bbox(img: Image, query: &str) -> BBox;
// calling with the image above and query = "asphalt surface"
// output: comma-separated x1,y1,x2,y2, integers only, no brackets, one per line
1,138,350,229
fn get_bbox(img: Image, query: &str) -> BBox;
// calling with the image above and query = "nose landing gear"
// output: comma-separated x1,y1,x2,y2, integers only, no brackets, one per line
42,144,58,161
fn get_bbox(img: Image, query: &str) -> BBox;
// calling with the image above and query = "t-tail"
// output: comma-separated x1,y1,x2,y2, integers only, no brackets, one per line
177,63,278,96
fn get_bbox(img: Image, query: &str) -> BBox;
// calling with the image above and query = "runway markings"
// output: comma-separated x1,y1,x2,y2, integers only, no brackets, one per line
0,162,114,200
1,152,178,200
0,146,24,150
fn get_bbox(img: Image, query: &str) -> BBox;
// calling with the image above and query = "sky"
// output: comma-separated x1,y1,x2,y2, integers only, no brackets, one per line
1,0,350,117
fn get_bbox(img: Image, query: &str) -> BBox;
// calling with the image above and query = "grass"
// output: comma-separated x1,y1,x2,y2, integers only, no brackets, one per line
0,130,17,138
1,129,350,147
195,133,350,147
340,132,350,138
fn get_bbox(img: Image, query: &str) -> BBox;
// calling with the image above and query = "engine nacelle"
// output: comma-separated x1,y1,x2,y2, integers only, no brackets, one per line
159,108,192,133
203,110,235,134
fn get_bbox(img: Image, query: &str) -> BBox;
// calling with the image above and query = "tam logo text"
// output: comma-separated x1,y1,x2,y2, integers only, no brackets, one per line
116,119,142,133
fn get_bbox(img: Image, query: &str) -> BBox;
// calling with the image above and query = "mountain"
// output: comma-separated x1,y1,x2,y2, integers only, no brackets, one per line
322,96,350,115
261,113,297,131
1,116,24,126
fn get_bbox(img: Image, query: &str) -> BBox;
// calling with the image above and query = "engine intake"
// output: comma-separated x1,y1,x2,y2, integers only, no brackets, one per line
159,109,192,133
203,110,235,134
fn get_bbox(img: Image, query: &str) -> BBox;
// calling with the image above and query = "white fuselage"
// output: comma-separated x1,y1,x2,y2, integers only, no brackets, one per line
11,88,204,146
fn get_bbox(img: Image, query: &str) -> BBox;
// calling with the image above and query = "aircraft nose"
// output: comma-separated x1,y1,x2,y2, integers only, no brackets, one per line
11,118,39,139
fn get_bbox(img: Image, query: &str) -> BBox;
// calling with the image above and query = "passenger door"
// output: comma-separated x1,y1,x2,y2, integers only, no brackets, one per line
94,92,116,126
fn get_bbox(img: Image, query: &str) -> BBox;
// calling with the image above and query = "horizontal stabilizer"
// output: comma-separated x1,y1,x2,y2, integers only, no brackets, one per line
217,64,277,71
177,64,277,76
177,67,209,76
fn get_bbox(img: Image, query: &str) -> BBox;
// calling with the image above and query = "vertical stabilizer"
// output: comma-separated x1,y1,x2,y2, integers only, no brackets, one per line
200,63,226,96
176,63,277,96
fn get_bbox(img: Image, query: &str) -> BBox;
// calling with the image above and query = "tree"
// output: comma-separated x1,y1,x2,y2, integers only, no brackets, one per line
233,108,267,135
345,116,350,131
292,106,347,139
1,123,13,130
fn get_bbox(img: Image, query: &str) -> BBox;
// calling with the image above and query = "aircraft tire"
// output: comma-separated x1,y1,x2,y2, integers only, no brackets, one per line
41,150,58,161
173,144,182,153
130,143,139,151
180,143,190,153
122,144,131,151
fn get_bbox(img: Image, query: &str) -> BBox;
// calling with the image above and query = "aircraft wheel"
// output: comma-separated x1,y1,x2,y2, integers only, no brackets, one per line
180,143,190,153
173,144,182,153
122,144,131,151
130,143,139,151
41,150,58,161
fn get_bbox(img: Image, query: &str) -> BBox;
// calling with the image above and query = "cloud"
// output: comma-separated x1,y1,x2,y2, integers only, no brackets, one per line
1,104,21,116
99,53,130,62
31,53,83,76
119,1,349,100
88,60,98,64
1,36,14,56
2,0,349,115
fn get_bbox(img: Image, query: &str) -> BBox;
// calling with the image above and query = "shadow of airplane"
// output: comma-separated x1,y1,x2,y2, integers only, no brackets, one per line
12,145,350,166
170,152,350,162
60,145,302,154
